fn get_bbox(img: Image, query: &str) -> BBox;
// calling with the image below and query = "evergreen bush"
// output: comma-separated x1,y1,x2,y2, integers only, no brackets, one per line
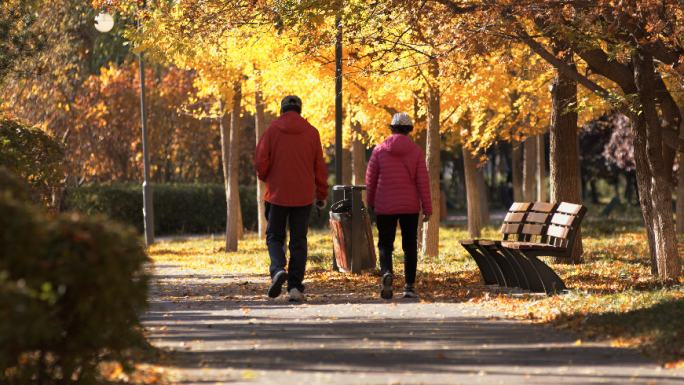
0,171,150,383
0,117,64,210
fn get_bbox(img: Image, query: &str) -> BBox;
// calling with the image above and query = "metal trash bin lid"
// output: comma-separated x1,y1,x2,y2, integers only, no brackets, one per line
331,199,352,213
332,185,367,191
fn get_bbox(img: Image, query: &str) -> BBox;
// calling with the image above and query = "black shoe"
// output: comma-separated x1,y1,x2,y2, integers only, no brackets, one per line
380,272,393,299
403,284,418,298
268,270,288,298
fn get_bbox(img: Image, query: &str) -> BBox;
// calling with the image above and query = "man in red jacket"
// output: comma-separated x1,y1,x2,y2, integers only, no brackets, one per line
254,95,329,302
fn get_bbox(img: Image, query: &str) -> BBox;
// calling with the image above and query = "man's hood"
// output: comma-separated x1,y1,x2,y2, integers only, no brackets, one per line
382,134,415,155
270,111,309,134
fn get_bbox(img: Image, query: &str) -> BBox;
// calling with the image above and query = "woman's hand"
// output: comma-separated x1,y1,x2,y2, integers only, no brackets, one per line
423,213,432,223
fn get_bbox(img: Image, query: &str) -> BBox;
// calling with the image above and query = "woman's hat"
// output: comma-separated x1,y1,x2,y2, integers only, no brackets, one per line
391,113,413,126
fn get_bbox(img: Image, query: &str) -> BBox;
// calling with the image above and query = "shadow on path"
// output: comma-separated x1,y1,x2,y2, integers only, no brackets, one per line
142,264,684,384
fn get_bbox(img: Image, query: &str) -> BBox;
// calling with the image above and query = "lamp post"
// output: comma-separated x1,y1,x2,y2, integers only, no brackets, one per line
95,10,154,245
331,14,343,272
334,16,343,189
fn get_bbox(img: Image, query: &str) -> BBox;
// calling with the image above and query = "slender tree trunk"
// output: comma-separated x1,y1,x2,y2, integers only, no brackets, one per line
652,74,681,235
219,101,230,245
237,196,244,240
523,135,537,202
463,146,481,238
413,92,427,249
456,155,466,209
255,90,267,239
351,120,367,201
477,156,490,224
549,47,582,264
630,50,680,279
224,82,242,252
512,140,523,202
422,59,440,256
678,128,684,234
342,147,352,185
537,133,546,202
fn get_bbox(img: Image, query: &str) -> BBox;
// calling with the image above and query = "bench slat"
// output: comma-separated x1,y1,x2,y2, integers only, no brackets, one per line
547,224,570,239
531,202,555,212
504,212,526,223
510,202,531,212
522,224,544,235
500,241,565,251
501,223,520,234
526,212,549,223
551,213,575,227
556,202,582,215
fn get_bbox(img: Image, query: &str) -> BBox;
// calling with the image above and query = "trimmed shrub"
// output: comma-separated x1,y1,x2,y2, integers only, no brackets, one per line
64,183,333,235
0,116,64,210
0,174,150,383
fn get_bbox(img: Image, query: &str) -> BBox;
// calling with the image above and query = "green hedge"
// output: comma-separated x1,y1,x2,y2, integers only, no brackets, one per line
0,168,150,383
64,183,334,235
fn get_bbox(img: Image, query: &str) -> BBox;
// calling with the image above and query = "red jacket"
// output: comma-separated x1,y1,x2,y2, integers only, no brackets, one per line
365,134,432,215
254,112,329,207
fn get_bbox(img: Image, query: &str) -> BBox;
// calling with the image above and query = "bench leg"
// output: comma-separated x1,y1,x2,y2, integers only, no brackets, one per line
460,244,505,286
484,245,528,291
525,255,568,295
482,245,522,289
500,248,547,294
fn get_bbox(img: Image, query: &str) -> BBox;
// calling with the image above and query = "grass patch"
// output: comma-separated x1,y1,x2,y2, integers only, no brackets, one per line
147,216,684,366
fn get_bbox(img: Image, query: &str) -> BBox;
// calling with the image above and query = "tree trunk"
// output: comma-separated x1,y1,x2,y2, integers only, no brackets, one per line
255,90,267,239
463,146,481,238
422,59,441,257
223,82,242,252
237,196,244,240
351,120,367,201
653,73,682,234
413,92,427,249
511,140,523,202
678,128,684,234
630,50,680,279
477,157,490,224
523,135,537,202
549,48,582,264
590,179,599,204
537,133,546,202
342,147,352,185
219,101,231,246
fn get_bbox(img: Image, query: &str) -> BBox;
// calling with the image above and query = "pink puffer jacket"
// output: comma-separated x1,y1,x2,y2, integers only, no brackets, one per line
366,134,432,215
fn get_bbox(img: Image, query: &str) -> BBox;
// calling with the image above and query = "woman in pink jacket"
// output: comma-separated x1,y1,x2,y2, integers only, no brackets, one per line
366,113,432,299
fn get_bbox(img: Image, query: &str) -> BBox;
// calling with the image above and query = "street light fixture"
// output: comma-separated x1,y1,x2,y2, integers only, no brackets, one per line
94,9,154,246
94,13,114,33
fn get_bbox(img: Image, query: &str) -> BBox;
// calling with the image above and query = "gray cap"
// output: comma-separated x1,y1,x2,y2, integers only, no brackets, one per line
391,113,413,126
281,95,302,109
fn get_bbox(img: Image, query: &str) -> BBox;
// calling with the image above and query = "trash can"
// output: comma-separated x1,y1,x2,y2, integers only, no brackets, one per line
329,185,376,274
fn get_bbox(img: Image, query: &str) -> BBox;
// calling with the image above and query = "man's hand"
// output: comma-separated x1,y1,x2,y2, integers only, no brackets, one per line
314,198,326,210
423,213,432,223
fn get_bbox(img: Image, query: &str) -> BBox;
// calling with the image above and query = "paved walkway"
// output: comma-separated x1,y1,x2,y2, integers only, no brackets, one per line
143,264,684,384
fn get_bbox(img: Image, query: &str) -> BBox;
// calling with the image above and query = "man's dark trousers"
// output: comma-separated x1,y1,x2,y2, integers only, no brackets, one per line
376,213,419,285
265,201,311,293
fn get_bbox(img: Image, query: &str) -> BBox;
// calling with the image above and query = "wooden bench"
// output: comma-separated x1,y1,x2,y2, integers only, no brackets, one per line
459,202,587,295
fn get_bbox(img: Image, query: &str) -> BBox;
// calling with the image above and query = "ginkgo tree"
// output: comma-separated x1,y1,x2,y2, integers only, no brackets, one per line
120,0,560,255
95,0,621,270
